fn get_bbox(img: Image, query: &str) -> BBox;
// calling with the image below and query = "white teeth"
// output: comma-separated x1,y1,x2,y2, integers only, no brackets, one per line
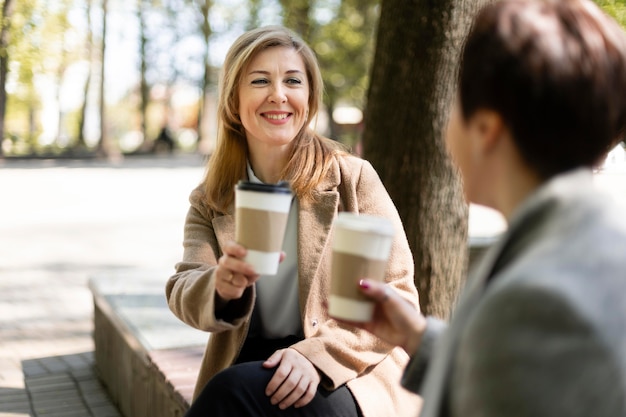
265,113,289,120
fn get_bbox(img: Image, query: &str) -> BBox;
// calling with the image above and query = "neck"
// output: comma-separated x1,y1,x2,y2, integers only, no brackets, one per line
473,131,543,221
497,168,543,220
248,147,289,184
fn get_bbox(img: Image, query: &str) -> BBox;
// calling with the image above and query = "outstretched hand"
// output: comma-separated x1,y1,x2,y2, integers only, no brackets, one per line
214,241,287,302
214,241,260,301
343,279,428,356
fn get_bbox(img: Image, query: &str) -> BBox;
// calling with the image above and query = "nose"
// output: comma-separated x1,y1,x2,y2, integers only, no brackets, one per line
268,84,287,103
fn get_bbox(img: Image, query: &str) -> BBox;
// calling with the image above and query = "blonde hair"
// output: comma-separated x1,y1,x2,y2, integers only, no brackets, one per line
202,25,346,213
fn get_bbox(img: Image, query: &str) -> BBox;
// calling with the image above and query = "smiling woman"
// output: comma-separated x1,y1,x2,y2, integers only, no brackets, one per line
165,25,422,417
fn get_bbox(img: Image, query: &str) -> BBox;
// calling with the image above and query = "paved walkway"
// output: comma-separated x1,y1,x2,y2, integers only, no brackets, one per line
0,151,623,417
0,154,207,417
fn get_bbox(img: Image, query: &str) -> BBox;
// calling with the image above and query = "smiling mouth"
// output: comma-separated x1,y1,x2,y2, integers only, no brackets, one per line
263,113,291,120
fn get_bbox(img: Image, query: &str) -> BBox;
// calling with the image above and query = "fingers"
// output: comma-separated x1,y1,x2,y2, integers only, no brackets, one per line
220,241,258,277
262,349,283,369
215,241,259,301
264,349,320,410
358,278,395,303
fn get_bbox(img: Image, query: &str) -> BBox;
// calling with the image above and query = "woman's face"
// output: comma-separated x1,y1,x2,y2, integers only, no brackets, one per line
238,46,309,151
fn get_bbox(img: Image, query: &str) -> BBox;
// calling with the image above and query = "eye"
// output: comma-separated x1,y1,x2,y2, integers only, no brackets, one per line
251,78,269,85
286,78,303,85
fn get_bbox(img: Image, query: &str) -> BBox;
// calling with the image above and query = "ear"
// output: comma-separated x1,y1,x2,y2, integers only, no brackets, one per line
467,109,504,154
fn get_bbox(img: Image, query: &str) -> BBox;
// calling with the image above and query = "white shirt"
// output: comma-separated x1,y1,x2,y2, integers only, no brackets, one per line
247,164,302,339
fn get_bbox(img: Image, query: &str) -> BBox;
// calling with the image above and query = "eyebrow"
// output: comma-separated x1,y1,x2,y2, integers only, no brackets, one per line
247,69,305,76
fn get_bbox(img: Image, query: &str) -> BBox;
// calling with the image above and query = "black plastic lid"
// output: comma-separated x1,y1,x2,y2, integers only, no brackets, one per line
236,180,292,194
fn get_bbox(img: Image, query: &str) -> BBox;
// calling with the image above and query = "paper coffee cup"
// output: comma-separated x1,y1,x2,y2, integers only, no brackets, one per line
328,212,395,322
235,180,292,275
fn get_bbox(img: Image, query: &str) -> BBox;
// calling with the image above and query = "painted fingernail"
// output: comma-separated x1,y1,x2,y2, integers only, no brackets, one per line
359,279,370,289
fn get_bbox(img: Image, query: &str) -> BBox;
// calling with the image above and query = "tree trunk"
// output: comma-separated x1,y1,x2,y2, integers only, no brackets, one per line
96,0,118,159
138,0,149,150
76,0,93,148
363,0,489,319
196,0,213,149
0,0,15,157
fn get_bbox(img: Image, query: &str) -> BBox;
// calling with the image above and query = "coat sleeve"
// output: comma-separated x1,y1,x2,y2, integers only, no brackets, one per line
292,157,421,388
450,281,623,417
165,187,254,333
401,316,448,393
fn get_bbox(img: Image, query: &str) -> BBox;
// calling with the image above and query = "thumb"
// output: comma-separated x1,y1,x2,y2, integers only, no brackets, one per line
262,349,284,368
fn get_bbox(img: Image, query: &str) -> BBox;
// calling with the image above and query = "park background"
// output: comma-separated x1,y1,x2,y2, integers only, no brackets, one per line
3,0,626,315
1,1,626,416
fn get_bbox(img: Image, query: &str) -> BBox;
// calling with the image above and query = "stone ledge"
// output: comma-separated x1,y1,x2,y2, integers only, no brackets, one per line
88,270,207,417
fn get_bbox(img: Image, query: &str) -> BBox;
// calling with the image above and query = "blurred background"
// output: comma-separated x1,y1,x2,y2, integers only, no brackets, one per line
0,0,384,159
1,0,623,161
1,1,626,415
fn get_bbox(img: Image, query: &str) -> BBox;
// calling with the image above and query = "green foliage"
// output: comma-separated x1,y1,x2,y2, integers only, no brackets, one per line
313,0,378,109
595,0,626,27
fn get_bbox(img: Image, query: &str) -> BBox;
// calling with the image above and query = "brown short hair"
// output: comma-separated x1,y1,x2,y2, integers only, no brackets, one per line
459,0,626,178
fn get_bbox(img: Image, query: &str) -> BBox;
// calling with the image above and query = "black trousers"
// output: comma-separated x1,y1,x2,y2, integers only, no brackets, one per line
184,336,363,417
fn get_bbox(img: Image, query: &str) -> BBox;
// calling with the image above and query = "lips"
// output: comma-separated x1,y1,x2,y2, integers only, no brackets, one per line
262,112,292,121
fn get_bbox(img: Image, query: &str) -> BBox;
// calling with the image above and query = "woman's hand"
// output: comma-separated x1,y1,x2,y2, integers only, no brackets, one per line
214,241,260,301
347,279,428,356
262,348,320,410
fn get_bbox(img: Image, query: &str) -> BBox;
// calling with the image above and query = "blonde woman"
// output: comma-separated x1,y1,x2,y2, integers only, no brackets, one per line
166,26,421,417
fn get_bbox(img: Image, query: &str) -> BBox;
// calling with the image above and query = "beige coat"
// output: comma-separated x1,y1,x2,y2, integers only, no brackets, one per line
166,154,422,417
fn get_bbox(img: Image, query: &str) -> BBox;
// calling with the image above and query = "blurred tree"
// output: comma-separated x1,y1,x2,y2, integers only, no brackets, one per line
246,0,263,30
363,0,491,319
279,0,311,40
6,0,46,151
313,0,378,142
46,0,73,147
77,0,94,149
185,0,214,145
137,0,150,149
0,0,15,156
152,0,185,148
96,0,119,158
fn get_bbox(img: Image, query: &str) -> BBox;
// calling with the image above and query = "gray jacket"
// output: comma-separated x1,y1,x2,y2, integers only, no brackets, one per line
404,169,626,417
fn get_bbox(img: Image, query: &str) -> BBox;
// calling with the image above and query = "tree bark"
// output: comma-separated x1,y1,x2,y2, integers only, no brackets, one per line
363,0,490,319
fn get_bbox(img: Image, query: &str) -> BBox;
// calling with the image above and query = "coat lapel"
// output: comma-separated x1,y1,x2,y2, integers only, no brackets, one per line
296,161,341,307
